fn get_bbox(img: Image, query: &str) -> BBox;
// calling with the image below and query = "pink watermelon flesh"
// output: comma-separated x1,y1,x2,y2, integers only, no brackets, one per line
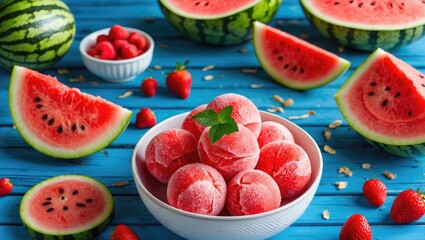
253,21,350,90
336,48,425,144
20,175,113,235
161,0,258,17
304,0,425,27
9,66,132,158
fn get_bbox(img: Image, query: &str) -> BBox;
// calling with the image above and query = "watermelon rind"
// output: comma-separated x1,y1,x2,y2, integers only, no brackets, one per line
300,0,425,51
253,21,350,90
20,175,114,240
158,0,282,45
0,0,76,71
9,66,132,159
335,48,425,157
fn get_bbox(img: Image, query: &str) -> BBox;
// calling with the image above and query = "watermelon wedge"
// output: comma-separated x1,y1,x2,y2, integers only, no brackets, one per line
335,48,425,157
9,66,132,159
300,0,425,51
20,175,114,239
253,21,350,90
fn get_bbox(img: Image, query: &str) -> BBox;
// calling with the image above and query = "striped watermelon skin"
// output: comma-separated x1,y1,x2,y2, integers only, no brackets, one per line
159,0,282,45
365,138,425,158
300,1,425,51
0,0,76,71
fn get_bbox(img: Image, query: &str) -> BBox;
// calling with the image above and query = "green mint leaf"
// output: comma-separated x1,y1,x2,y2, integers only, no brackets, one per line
218,106,233,123
209,124,225,144
192,109,219,126
222,118,238,134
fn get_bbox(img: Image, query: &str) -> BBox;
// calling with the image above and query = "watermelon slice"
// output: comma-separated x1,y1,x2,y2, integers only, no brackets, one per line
335,48,425,157
253,21,350,90
158,0,282,45
9,66,132,159
300,0,425,51
20,175,113,239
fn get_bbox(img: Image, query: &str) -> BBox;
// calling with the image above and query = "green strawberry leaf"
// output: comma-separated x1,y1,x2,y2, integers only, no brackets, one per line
193,105,239,144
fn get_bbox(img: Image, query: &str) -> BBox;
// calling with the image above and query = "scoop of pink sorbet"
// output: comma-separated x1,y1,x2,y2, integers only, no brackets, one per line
256,140,311,199
167,163,227,216
206,93,261,138
226,169,281,216
145,128,200,184
198,124,260,181
181,104,207,139
257,121,295,148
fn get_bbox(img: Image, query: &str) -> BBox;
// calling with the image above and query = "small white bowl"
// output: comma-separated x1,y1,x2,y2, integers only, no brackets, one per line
131,111,323,240
79,27,154,82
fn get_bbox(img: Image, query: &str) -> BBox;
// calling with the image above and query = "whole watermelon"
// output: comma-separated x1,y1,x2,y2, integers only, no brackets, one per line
159,0,282,45
0,0,76,71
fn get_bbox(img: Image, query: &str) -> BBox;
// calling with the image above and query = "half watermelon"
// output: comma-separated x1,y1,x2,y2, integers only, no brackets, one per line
20,175,114,239
335,48,425,157
253,21,350,90
9,66,132,159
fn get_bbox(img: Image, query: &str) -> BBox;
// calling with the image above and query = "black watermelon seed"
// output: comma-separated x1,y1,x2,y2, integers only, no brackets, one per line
278,56,283,61
48,118,55,125
46,208,54,212
76,203,86,207
86,198,93,203
300,68,304,74
408,111,413,116
72,190,78,195
195,2,200,5
395,92,401,97
63,206,69,211
334,2,339,5
36,104,43,109
80,125,86,130
382,100,388,106
349,0,354,3
370,82,377,86
389,3,393,8
368,92,375,96
421,75,424,78
42,114,48,120
42,202,51,206
46,197,52,200
273,49,278,54
35,97,41,102
358,3,363,7
284,64,289,69
204,2,209,6
385,86,391,91
292,66,298,71
71,124,77,131
59,188,64,194
371,1,376,6
57,126,63,133
61,196,65,200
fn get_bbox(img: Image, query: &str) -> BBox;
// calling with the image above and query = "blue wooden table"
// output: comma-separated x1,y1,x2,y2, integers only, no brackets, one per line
1,1,425,239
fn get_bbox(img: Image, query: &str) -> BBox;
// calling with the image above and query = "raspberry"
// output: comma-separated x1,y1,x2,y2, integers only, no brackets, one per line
96,34,109,44
92,41,116,60
108,25,129,40
114,39,139,59
128,32,148,52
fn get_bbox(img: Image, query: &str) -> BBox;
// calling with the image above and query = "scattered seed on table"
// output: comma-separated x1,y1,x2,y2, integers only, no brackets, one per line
383,171,396,180
68,75,84,82
299,33,310,39
337,46,345,53
110,180,129,188
283,98,294,107
324,145,336,154
240,68,258,74
250,84,263,89
322,210,330,220
203,75,214,81
273,95,285,104
267,106,284,113
276,20,284,26
323,128,331,141
118,91,133,98
328,120,342,129
144,17,154,23
335,181,348,190
57,68,69,75
154,65,162,70
338,166,353,177
202,65,215,71
288,111,315,120
361,163,372,169
239,48,248,53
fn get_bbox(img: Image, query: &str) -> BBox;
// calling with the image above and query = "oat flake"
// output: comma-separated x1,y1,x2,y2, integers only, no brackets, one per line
328,120,342,129
324,145,336,154
118,91,133,98
338,166,352,177
323,128,331,141
383,171,396,180
203,75,214,81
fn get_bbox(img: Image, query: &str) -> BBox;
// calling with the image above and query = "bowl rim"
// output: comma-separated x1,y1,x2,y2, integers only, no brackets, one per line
131,110,323,221
79,26,155,64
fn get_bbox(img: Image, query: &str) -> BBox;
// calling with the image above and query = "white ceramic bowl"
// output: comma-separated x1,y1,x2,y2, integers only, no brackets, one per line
131,111,323,240
79,27,154,82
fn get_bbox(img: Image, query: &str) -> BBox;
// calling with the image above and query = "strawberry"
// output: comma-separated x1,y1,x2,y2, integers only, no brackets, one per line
136,108,156,129
339,213,372,240
108,25,129,40
363,178,387,207
0,178,13,196
110,224,140,240
166,61,192,99
390,189,425,224
141,77,158,97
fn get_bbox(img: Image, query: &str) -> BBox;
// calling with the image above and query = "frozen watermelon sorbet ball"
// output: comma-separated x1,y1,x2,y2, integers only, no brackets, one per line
145,128,200,184
167,163,227,216
181,104,207,139
206,93,261,138
198,124,260,181
226,169,281,216
257,121,295,148
256,140,311,199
